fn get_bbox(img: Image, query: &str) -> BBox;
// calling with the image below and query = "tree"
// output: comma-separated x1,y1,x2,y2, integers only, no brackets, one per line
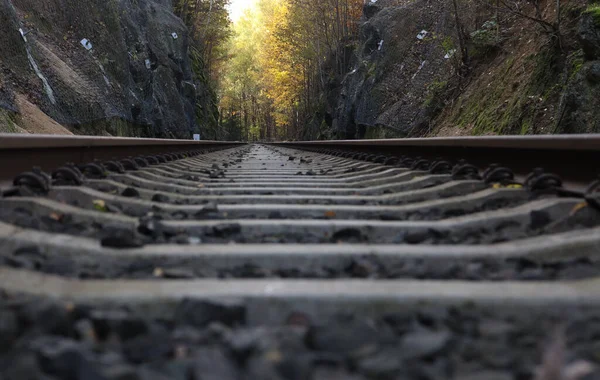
174,0,232,139
219,0,363,141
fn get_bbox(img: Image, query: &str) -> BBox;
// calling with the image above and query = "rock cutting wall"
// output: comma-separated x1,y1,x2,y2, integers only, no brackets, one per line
332,0,456,138
0,0,199,138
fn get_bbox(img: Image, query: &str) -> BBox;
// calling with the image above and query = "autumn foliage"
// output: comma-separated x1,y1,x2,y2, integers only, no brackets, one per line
220,0,364,141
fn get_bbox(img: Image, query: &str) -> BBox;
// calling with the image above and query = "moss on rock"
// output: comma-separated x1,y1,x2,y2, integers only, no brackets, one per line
584,4,600,26
0,109,21,133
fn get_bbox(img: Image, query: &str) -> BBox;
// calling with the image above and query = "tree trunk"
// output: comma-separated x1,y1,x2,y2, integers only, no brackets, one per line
451,0,468,71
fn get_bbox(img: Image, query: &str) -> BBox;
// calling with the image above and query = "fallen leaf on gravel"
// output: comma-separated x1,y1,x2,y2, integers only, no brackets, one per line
49,212,63,221
324,210,336,218
93,200,107,212
492,183,502,189
570,202,588,216
507,184,523,189
534,327,595,380
153,268,164,277
197,184,205,188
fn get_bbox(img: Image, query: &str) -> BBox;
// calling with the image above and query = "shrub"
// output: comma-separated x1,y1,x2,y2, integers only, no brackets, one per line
470,20,501,48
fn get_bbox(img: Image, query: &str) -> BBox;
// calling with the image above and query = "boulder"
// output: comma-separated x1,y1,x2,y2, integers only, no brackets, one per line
556,61,600,133
579,13,600,60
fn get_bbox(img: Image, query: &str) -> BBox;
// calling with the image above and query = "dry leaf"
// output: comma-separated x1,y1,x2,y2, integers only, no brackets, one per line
324,210,336,218
49,212,63,221
153,267,164,277
93,199,107,212
570,202,587,216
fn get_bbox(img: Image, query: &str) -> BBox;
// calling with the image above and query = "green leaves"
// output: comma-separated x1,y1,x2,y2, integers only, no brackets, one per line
93,199,108,212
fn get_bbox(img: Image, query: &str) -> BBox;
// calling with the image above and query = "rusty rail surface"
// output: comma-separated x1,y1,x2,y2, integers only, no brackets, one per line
0,134,244,181
274,134,600,188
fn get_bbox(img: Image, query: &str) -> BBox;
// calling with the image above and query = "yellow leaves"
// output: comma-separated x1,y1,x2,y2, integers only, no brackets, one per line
93,199,107,212
492,183,523,189
153,267,164,277
570,201,588,216
222,0,366,138
221,0,301,132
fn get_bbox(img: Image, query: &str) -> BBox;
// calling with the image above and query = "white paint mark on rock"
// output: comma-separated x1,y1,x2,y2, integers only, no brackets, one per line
145,59,152,70
193,134,200,141
378,40,384,51
18,28,27,42
80,38,93,50
171,32,179,39
416,30,429,40
444,49,456,59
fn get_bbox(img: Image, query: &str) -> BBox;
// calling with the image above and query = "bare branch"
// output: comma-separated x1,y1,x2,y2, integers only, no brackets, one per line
494,0,556,31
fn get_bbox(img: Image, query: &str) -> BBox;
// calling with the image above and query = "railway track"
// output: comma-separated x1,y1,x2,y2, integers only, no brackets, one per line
1,134,600,379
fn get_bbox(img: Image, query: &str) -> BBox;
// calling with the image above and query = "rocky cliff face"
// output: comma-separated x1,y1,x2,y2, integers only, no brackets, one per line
0,0,200,138
332,0,457,138
329,0,600,138
558,12,600,134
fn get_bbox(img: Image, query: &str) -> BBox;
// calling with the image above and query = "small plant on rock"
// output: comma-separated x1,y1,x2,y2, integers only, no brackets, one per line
584,4,600,26
470,20,501,49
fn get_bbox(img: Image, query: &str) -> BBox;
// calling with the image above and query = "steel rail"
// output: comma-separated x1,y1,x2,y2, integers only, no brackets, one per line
0,134,244,181
273,134,600,188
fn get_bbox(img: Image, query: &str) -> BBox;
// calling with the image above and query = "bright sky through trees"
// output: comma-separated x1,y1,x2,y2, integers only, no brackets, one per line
227,0,258,22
